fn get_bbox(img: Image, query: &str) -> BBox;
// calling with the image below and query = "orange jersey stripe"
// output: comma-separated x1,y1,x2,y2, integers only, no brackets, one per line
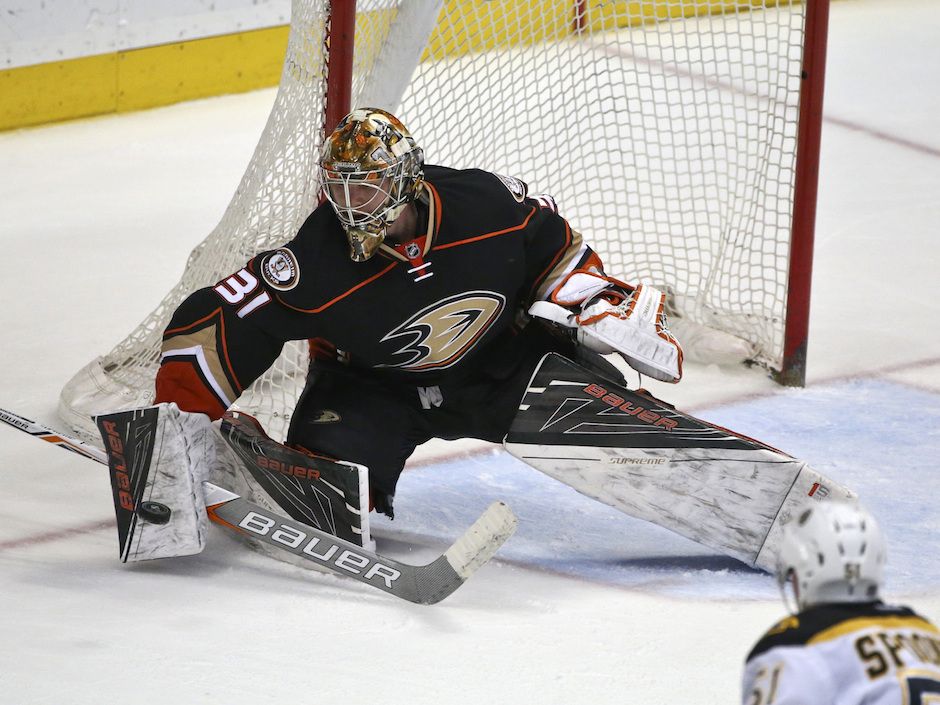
154,360,228,420
275,261,398,314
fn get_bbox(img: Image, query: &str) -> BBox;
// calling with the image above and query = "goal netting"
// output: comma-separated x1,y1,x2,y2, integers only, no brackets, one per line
60,0,820,443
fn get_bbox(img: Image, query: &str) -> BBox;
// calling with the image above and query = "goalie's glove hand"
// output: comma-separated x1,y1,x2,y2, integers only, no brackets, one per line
529,270,684,383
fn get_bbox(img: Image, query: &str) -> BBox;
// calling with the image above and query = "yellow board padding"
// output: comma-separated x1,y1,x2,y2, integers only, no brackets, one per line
117,25,289,113
1,53,118,131
1,1,799,131
587,0,795,31
423,1,573,59
420,0,796,60
0,25,289,132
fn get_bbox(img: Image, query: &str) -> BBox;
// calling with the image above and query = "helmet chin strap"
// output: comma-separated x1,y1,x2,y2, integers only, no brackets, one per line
778,569,802,614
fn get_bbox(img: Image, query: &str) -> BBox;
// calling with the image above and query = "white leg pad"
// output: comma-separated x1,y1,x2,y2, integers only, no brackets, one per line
123,404,215,561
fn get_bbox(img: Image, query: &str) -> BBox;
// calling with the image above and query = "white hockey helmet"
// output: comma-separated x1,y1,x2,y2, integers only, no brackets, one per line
319,108,424,262
776,501,886,612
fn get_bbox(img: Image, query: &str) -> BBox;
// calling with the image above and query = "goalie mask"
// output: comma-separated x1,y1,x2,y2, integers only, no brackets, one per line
776,501,886,612
319,108,424,261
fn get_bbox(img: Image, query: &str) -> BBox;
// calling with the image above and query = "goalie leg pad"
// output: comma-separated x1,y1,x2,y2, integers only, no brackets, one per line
97,403,216,562
503,353,854,570
217,411,372,549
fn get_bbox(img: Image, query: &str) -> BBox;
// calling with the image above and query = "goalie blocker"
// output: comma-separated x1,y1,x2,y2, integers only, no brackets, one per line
504,353,854,570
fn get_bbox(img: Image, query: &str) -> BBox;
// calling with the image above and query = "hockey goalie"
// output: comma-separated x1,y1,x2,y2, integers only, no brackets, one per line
98,108,852,574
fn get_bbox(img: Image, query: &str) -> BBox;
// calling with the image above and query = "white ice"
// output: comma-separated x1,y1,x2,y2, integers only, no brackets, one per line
1,1,939,703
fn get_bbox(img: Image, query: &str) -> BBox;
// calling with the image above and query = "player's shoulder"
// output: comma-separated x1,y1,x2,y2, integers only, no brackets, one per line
252,201,376,304
292,201,345,251
746,601,929,663
283,200,355,268
424,164,530,204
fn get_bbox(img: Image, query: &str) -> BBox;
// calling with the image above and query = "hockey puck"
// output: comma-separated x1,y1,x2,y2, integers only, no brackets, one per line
137,501,172,525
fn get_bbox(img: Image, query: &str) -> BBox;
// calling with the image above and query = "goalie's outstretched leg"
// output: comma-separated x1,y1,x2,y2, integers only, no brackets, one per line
96,403,375,563
0,406,513,603
503,353,855,571
220,410,372,548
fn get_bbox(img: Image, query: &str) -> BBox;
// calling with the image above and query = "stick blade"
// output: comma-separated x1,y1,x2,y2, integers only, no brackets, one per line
444,501,517,579
411,501,517,606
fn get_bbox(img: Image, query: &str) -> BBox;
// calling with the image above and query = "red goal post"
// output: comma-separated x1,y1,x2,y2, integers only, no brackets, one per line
783,0,829,387
59,0,830,442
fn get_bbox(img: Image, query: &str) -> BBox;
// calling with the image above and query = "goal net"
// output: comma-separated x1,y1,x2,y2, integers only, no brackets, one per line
60,0,824,443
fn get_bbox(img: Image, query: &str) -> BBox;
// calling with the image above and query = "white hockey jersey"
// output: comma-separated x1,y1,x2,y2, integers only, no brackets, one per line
742,601,940,705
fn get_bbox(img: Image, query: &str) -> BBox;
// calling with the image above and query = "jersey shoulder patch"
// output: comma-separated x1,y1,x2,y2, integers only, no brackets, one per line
493,173,529,202
261,248,300,291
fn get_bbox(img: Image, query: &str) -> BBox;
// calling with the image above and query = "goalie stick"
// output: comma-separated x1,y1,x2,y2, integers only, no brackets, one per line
0,407,517,605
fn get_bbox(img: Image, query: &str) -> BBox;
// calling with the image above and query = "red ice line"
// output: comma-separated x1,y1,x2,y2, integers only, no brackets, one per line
824,116,940,159
0,518,113,552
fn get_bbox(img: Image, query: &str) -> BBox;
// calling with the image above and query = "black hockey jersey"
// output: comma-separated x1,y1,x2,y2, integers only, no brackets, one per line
155,166,601,418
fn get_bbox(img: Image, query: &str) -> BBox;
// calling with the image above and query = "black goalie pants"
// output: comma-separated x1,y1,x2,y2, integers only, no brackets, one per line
286,324,616,516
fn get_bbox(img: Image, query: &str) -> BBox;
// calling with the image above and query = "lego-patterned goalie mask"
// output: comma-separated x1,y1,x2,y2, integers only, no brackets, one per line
319,108,424,261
